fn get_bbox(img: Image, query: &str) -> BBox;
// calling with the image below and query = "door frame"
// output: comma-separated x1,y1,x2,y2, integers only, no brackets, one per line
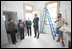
45,1,60,14
23,3,33,20
3,11,18,43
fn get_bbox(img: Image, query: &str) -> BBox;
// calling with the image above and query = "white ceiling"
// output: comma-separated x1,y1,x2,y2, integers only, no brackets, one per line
23,1,49,5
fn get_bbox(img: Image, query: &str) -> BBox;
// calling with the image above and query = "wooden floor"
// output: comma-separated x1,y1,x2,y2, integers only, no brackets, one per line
1,32,68,48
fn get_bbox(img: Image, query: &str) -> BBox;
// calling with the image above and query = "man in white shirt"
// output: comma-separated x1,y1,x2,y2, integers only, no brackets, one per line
55,13,68,47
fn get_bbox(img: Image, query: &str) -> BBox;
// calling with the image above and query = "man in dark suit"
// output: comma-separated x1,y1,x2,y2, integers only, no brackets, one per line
33,14,39,39
26,18,32,36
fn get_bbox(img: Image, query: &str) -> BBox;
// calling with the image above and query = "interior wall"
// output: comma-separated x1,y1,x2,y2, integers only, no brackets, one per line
60,1,71,27
1,1,24,21
1,7,8,46
34,1,49,18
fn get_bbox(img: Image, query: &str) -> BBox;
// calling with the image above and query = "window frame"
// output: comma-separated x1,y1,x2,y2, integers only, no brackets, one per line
45,1,60,14
24,3,33,13
23,3,33,20
44,1,60,25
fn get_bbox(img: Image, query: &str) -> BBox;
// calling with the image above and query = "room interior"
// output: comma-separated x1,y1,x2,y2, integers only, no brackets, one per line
1,1,71,48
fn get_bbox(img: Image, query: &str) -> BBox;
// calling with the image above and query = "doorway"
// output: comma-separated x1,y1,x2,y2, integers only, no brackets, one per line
24,11,40,37
24,3,40,37
3,11,19,43
45,1,60,27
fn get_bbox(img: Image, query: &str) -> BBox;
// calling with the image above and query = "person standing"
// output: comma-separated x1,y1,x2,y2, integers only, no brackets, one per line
33,14,39,39
8,18,17,44
18,19,25,40
26,18,32,36
54,13,68,47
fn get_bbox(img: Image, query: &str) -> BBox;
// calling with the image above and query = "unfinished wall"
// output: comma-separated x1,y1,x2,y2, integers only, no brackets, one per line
1,1,24,21
1,6,8,46
60,1,71,27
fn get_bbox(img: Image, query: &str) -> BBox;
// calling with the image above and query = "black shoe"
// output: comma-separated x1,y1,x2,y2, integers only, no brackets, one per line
13,42,16,44
37,37,39,39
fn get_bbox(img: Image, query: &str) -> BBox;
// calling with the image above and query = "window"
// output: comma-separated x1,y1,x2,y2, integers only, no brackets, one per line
47,2,57,19
24,3,33,12
24,3,33,21
25,5,32,11
45,1,60,25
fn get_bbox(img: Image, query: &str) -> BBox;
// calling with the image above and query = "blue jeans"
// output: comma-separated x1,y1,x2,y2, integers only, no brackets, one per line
56,28,63,37
19,28,24,40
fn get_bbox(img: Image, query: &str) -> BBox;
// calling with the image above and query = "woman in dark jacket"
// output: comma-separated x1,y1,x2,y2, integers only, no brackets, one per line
18,19,25,40
8,18,17,44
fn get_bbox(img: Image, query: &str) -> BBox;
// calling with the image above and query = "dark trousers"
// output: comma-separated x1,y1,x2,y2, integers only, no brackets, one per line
10,32,16,44
34,28,39,38
27,27,31,36
19,29,24,40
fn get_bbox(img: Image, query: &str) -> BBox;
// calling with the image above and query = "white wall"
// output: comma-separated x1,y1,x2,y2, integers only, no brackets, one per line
1,6,8,46
1,1,37,21
34,1,49,16
1,1,24,21
60,1,71,27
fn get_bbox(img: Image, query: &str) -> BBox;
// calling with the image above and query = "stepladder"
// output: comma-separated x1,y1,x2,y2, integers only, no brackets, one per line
40,8,55,40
